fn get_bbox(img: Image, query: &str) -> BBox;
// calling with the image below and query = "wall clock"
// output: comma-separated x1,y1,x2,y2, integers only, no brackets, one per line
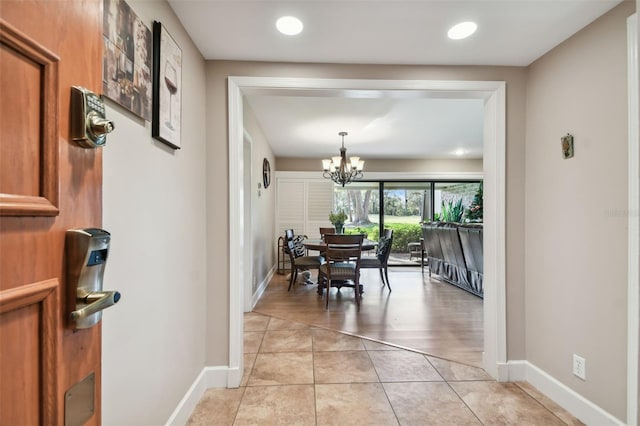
262,158,271,189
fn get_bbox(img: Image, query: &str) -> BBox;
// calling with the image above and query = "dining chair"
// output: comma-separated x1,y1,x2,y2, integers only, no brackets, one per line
319,227,336,238
360,230,393,291
286,239,325,291
318,234,365,309
285,229,295,242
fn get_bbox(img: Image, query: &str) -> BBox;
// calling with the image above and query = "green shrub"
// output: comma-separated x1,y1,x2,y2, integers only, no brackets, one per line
343,225,377,239
344,222,421,252
383,223,422,252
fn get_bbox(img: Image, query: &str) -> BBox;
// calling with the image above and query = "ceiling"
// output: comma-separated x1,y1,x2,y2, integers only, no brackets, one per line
169,0,622,160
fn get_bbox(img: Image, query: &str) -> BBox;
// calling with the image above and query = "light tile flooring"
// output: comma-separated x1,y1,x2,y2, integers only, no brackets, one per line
187,312,583,425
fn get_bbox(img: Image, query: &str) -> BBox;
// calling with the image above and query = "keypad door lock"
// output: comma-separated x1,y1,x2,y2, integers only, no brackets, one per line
66,228,121,329
71,86,115,148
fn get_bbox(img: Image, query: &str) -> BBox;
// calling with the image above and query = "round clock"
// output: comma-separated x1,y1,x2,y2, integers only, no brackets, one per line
262,158,271,189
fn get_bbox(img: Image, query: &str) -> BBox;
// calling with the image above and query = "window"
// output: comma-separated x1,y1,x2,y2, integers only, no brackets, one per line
333,180,482,266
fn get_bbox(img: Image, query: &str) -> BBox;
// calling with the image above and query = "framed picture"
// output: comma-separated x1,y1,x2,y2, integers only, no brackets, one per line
561,133,574,159
102,0,152,121
152,21,182,149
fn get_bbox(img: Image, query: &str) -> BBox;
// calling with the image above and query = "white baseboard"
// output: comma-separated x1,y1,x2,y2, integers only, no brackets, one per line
505,360,624,425
164,366,232,426
251,266,275,310
499,360,527,381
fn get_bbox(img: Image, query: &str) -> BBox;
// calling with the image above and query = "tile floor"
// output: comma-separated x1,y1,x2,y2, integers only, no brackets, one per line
187,312,583,425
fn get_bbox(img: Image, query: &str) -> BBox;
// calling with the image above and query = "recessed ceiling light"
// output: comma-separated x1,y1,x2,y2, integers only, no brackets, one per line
448,21,477,40
276,16,303,36
454,148,466,156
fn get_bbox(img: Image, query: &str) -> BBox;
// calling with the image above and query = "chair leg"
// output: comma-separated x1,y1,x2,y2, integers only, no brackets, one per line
325,279,331,309
288,269,297,291
378,268,385,286
384,267,391,291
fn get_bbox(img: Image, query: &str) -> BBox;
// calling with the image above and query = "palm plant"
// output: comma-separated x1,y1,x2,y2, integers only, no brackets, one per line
440,198,464,222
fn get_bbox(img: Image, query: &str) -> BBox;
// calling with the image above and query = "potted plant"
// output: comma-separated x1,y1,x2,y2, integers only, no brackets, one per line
329,210,348,234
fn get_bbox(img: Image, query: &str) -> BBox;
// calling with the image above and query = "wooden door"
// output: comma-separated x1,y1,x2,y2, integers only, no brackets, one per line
0,0,104,424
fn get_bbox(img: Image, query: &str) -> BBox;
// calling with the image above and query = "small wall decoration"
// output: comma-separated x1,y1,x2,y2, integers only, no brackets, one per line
263,158,271,189
152,21,182,149
561,133,574,159
103,0,152,120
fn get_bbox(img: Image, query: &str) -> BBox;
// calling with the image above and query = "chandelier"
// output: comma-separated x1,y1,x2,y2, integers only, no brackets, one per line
322,132,365,187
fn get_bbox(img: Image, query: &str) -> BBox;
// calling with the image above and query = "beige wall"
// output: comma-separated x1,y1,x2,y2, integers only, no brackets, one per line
206,62,528,365
243,102,277,297
277,157,483,173
102,1,207,424
525,1,634,420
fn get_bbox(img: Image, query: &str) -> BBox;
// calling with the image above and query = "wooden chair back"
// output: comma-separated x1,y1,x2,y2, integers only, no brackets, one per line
319,227,336,238
324,234,364,263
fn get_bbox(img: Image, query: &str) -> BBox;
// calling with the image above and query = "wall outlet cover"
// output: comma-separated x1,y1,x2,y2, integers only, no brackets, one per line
572,354,586,380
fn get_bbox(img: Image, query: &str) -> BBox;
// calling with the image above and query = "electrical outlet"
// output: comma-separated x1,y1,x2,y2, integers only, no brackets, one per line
573,354,586,380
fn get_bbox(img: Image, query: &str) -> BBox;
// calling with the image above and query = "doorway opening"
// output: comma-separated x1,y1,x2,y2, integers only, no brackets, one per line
228,77,506,383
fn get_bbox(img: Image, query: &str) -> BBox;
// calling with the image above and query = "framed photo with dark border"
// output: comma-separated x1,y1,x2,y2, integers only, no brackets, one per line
152,21,182,149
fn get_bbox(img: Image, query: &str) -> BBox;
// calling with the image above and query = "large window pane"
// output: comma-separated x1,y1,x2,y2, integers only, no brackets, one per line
333,182,380,238
331,180,482,267
383,182,431,265
433,182,482,222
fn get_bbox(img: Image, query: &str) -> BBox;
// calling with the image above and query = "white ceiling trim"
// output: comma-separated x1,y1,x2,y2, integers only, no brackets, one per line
235,76,501,98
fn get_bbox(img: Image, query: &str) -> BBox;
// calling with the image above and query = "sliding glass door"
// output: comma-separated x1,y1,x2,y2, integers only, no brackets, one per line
333,179,482,266
333,181,380,236
382,182,431,265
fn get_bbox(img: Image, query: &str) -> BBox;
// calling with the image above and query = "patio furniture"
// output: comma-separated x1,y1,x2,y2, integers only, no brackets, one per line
422,222,483,297
360,230,393,291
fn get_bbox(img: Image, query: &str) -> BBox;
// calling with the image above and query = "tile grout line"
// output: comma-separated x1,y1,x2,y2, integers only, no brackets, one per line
513,382,576,426
311,327,318,426
363,340,402,425
445,381,486,425
231,377,249,425
424,354,486,426
231,315,269,426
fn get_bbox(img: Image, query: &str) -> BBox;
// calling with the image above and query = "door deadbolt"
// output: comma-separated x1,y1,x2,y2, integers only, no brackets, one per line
71,86,115,148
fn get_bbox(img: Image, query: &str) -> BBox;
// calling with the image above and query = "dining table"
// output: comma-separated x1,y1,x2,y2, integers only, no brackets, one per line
302,237,378,295
302,238,378,252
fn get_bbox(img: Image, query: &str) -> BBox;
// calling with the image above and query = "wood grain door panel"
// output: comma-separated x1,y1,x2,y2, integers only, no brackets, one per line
0,20,59,216
0,279,58,425
0,0,104,424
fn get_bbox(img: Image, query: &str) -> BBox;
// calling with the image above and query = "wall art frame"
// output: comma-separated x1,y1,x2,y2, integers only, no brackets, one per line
102,0,152,121
561,133,574,159
152,21,182,149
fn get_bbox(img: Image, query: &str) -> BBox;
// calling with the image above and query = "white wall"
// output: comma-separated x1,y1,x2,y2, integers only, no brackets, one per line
243,101,276,303
102,1,207,424
205,61,527,365
525,1,634,420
